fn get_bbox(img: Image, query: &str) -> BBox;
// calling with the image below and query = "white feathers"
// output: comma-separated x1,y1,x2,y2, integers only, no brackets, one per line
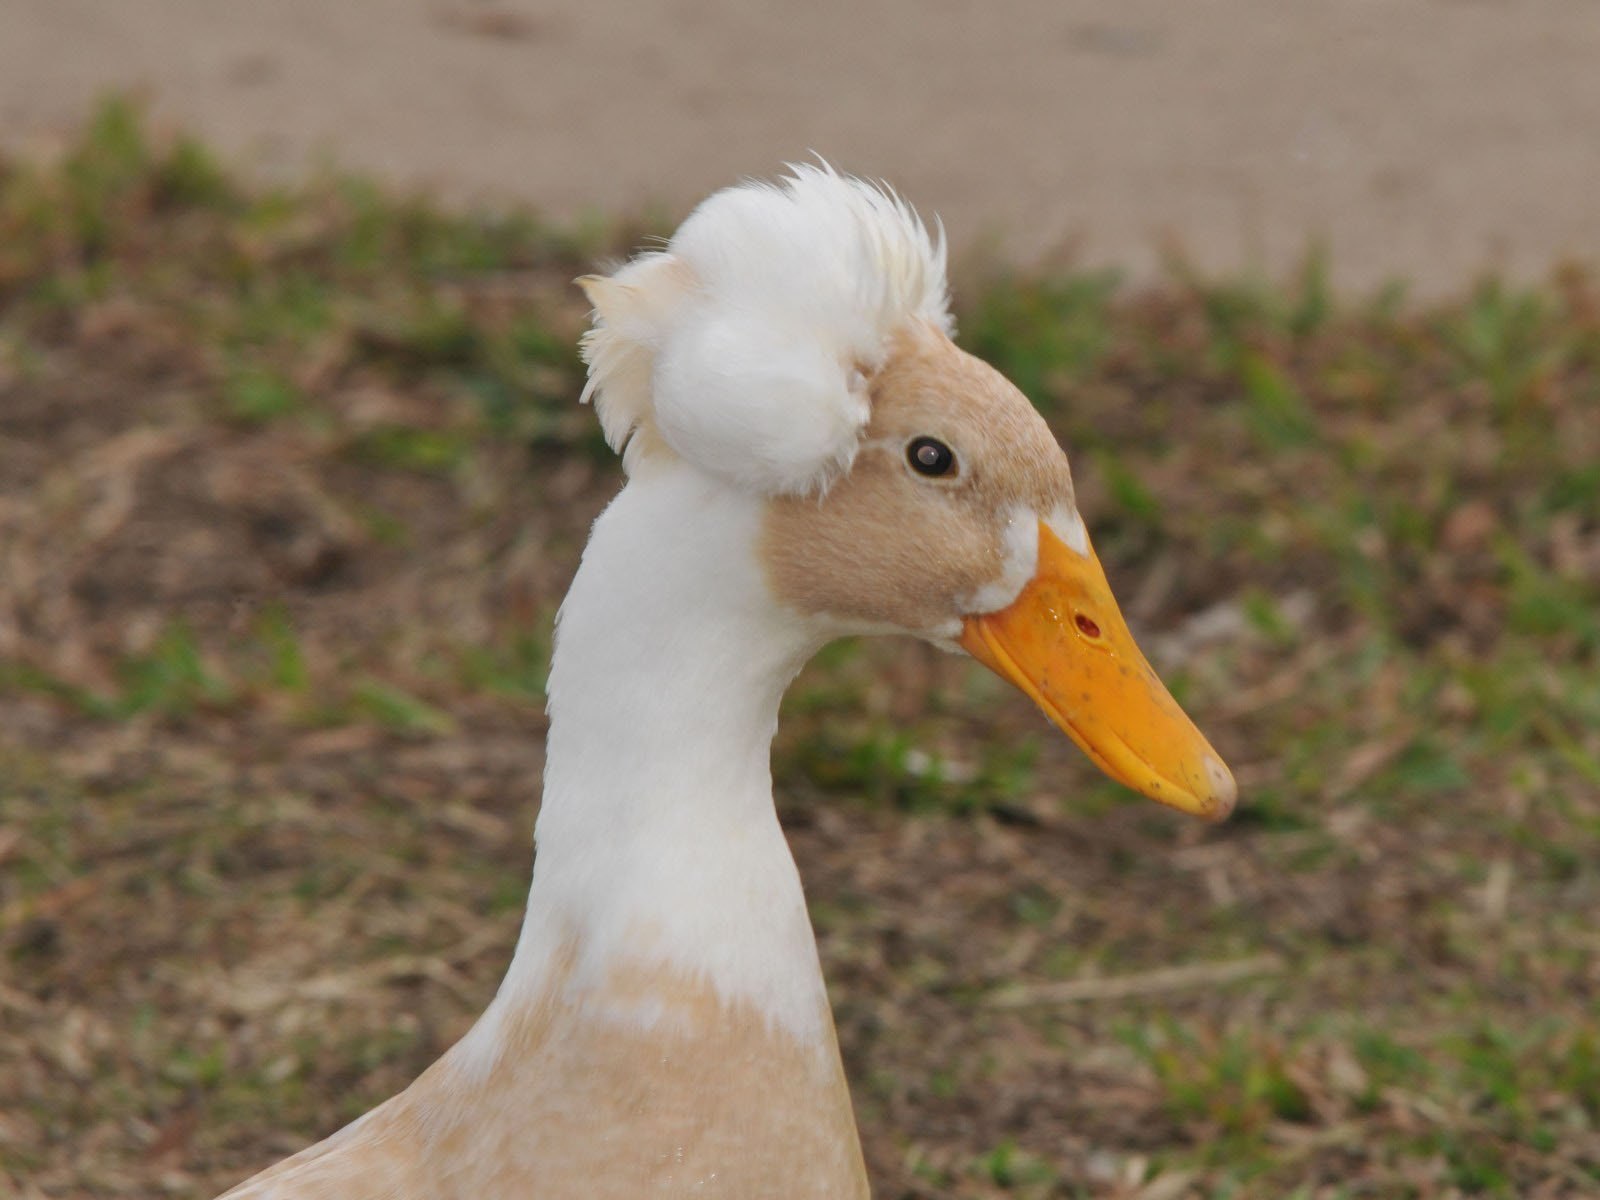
959,507,1041,615
1048,505,1092,557
521,469,836,1043
652,310,873,493
579,163,952,494
577,254,692,471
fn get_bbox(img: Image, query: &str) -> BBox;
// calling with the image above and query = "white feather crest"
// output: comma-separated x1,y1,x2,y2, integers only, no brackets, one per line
578,163,953,493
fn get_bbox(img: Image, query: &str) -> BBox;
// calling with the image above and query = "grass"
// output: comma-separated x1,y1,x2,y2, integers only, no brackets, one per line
1,101,1599,1198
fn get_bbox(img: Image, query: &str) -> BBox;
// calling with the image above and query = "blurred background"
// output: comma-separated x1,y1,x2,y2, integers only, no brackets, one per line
1,2,1597,1198
4,0,1599,291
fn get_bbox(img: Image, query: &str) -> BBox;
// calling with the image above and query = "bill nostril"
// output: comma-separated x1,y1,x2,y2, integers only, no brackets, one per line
1074,613,1101,639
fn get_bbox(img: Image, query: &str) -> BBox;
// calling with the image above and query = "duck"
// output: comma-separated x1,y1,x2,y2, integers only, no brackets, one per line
218,164,1235,1200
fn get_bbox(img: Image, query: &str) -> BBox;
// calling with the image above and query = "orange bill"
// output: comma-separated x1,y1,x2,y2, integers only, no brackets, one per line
961,522,1236,820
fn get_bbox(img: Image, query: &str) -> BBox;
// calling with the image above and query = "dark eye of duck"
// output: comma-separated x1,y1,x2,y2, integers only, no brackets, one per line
907,437,956,478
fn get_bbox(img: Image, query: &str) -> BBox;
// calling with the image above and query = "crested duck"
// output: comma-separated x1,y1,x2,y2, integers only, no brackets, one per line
220,165,1235,1199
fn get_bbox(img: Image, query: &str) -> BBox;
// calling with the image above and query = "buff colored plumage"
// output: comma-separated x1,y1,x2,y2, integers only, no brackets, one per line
219,165,1232,1200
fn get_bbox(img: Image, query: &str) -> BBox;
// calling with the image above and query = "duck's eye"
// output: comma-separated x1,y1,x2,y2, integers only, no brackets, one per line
907,437,956,478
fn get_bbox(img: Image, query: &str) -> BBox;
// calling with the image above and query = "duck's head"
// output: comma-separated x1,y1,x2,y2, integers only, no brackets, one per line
578,165,1235,821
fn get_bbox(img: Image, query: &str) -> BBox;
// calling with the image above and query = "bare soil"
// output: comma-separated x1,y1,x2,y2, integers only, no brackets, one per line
2,0,1599,294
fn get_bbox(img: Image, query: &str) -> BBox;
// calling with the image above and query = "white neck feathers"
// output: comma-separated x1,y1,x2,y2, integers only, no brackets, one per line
484,468,833,1047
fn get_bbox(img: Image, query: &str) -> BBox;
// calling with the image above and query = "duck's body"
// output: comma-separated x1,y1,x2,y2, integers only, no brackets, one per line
226,470,866,1198
220,168,1233,1199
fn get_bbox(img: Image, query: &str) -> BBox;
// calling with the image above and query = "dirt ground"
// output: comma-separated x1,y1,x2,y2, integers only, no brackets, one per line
2,0,1598,295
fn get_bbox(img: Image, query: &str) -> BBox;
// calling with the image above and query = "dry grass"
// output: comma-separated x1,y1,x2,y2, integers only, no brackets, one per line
2,102,1599,1198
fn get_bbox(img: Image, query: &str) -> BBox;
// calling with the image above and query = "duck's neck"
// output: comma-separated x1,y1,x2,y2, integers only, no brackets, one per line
396,469,867,1196
499,467,832,1042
